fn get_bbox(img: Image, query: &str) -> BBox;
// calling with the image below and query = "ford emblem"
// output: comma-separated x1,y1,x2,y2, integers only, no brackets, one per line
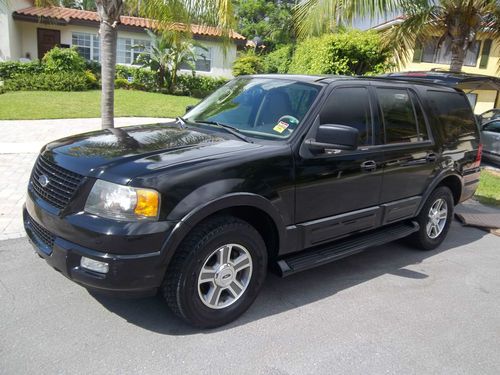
38,174,50,187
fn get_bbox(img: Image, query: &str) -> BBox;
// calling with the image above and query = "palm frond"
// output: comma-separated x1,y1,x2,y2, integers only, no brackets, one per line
380,0,442,68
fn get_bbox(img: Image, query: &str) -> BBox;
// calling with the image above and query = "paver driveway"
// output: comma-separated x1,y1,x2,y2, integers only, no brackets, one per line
1,219,499,375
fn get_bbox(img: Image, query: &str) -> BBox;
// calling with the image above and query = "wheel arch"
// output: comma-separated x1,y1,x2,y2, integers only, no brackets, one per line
159,193,286,268
416,172,462,215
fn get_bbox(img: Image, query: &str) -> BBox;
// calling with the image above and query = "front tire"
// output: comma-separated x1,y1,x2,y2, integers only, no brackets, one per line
162,215,267,328
408,186,454,251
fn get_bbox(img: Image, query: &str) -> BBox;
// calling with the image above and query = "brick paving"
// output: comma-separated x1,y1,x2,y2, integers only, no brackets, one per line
0,117,170,239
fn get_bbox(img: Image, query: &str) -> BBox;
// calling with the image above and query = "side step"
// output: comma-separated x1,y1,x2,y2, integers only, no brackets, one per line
276,221,419,277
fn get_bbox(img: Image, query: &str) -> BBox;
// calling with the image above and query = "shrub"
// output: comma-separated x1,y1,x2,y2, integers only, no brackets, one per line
232,52,264,76
176,74,228,98
0,61,45,80
114,77,131,89
288,30,392,76
115,65,158,91
84,60,101,78
42,47,86,73
263,45,294,74
4,72,93,91
85,70,99,89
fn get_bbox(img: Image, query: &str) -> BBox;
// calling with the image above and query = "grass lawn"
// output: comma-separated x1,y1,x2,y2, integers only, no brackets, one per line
0,90,199,120
475,169,500,206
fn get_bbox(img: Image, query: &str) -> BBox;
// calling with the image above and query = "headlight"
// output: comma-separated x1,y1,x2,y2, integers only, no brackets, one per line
84,180,160,221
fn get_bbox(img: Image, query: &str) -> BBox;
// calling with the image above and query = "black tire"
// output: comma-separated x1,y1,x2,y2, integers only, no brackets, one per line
162,215,267,328
408,186,454,251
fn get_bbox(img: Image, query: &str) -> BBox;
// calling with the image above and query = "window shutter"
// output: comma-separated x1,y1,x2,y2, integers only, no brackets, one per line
479,39,492,69
412,43,423,62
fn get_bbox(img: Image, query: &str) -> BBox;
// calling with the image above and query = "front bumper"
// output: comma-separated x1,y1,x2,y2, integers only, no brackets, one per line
24,192,177,297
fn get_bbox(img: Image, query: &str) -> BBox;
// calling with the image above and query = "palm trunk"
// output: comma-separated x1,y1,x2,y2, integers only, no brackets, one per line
96,0,122,129
100,21,117,128
450,38,466,73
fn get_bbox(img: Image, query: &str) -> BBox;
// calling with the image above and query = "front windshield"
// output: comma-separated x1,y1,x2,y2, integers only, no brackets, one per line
185,77,320,140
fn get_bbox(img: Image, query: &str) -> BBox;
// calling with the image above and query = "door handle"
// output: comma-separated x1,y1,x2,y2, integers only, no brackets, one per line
361,160,377,172
426,153,437,163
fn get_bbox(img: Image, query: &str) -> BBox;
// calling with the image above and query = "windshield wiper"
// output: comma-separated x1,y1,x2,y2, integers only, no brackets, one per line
194,120,254,143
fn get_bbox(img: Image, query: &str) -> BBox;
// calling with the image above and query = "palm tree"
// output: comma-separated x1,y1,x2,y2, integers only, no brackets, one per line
136,29,204,91
35,0,235,128
294,0,500,73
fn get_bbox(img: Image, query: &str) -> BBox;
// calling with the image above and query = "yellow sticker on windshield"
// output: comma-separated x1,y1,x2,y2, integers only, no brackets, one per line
273,121,289,133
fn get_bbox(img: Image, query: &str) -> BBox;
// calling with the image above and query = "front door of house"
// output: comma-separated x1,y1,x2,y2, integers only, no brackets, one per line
37,28,61,59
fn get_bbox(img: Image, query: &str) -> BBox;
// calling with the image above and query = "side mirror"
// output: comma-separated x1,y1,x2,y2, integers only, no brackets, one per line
185,105,195,114
306,124,359,153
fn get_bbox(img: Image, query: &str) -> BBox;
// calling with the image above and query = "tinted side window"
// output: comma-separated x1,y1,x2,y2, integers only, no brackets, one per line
377,88,419,144
320,87,372,145
426,91,478,144
483,121,500,133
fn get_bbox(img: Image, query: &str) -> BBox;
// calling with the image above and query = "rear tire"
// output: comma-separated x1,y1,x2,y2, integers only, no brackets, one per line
408,186,454,251
162,215,267,328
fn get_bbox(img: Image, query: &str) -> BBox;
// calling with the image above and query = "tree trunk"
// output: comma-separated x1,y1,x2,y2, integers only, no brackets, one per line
450,37,466,73
96,0,122,129
99,20,117,128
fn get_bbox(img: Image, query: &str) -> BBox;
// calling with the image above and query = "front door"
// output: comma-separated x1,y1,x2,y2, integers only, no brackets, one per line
294,85,385,247
37,28,60,59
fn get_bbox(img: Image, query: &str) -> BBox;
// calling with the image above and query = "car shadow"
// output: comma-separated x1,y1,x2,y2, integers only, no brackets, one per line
90,220,490,335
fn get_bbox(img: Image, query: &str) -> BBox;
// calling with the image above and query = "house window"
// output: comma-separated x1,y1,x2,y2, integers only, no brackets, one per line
72,32,100,61
417,37,481,67
117,37,151,65
180,46,212,72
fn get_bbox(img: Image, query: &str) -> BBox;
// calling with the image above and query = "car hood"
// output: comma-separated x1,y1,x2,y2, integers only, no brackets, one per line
42,122,262,183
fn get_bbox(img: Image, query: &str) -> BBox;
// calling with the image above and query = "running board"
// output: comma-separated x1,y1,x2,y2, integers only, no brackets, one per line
276,221,419,277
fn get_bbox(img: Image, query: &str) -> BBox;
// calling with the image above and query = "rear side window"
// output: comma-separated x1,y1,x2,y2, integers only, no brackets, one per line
377,88,427,144
320,87,372,145
426,91,478,144
483,121,500,133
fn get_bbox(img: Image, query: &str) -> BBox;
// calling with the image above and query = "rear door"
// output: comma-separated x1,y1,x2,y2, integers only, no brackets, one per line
374,85,439,224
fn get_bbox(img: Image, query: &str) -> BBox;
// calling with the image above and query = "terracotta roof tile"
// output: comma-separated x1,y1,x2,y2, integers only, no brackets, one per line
14,6,246,41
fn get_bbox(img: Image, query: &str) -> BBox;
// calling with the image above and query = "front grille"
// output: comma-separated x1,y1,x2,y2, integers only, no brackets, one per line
31,155,84,209
29,215,55,250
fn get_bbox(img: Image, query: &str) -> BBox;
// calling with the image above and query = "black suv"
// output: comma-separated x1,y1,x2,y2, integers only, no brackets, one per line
24,75,481,328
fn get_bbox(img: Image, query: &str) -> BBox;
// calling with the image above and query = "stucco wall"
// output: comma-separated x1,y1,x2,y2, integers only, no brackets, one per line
12,20,236,78
0,0,31,61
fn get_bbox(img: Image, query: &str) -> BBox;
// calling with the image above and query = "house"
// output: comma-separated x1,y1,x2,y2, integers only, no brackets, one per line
0,1,246,78
372,17,499,113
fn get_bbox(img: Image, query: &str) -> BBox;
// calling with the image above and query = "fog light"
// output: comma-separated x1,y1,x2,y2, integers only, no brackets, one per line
80,256,109,274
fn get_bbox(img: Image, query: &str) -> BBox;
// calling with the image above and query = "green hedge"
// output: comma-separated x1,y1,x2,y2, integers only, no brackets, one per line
0,58,226,97
263,45,294,74
4,72,95,91
288,30,392,76
232,54,265,76
0,61,45,80
175,74,227,98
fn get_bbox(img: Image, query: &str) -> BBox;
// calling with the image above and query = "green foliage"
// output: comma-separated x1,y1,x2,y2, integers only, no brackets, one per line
235,0,296,48
4,72,94,91
288,30,392,76
84,70,99,89
115,65,158,91
114,77,131,89
263,45,294,73
176,74,228,98
84,60,101,77
233,52,265,76
42,47,86,73
0,61,45,80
